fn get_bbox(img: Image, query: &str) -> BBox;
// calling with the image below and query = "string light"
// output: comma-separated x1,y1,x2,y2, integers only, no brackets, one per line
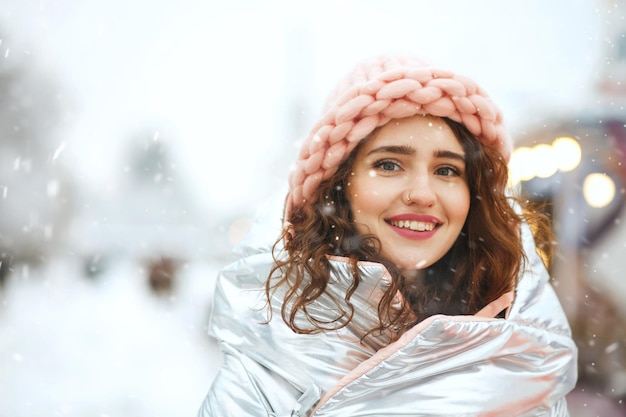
509,136,582,184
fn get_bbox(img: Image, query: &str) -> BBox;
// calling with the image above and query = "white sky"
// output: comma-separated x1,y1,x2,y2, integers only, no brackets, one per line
0,0,602,218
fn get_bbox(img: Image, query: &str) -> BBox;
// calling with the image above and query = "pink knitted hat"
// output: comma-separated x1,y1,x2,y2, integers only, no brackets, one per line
284,55,512,224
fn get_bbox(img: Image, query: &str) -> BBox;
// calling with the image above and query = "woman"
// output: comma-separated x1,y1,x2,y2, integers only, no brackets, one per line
198,56,578,416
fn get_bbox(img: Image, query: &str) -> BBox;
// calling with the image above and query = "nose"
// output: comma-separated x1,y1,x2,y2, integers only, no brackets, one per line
404,175,436,207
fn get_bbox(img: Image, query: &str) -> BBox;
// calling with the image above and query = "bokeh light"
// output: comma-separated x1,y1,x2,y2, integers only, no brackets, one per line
509,136,583,184
552,136,582,172
508,146,535,185
533,143,559,178
583,172,616,208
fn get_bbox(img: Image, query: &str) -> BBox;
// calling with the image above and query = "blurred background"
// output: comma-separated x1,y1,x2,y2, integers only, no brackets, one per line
0,0,624,416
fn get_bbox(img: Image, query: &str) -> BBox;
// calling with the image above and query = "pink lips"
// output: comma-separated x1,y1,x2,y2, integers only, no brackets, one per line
386,213,442,240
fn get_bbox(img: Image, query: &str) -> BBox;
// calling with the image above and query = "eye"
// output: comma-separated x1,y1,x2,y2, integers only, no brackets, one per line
374,159,401,172
435,166,461,177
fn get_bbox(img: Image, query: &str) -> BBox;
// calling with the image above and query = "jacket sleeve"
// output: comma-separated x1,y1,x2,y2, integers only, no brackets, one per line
494,397,570,417
545,398,570,416
196,342,304,417
310,314,576,417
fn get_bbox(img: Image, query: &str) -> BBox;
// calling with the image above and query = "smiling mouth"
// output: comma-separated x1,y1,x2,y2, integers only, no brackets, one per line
388,219,438,232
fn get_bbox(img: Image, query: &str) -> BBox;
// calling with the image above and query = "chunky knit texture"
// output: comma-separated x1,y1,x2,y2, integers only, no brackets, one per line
284,55,512,223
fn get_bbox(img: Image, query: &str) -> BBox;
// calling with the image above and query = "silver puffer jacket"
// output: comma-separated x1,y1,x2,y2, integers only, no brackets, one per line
197,201,578,417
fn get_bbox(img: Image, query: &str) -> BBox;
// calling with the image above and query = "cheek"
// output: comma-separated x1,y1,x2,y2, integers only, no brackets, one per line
348,180,386,218
444,184,471,220
460,196,471,221
349,191,378,216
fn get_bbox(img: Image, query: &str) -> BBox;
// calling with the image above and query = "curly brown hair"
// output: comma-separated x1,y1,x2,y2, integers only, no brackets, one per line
266,117,553,341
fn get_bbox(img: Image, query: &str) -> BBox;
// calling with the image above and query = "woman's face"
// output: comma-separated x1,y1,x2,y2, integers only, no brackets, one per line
347,115,470,271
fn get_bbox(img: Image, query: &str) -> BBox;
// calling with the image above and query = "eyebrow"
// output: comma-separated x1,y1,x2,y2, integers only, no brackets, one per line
367,145,466,162
434,149,466,163
366,145,415,156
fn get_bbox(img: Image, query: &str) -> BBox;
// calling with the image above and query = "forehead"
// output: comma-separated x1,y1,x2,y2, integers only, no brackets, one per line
363,115,463,152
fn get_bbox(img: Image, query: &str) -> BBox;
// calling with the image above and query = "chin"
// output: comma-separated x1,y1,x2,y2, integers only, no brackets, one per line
393,256,433,271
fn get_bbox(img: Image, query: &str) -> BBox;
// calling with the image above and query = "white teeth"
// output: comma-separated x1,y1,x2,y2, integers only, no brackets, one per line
390,220,435,231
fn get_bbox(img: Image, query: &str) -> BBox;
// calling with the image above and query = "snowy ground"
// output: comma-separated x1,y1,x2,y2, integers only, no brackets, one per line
0,255,222,417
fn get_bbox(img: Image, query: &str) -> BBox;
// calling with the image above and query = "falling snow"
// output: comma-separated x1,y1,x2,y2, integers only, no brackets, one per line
0,0,624,416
